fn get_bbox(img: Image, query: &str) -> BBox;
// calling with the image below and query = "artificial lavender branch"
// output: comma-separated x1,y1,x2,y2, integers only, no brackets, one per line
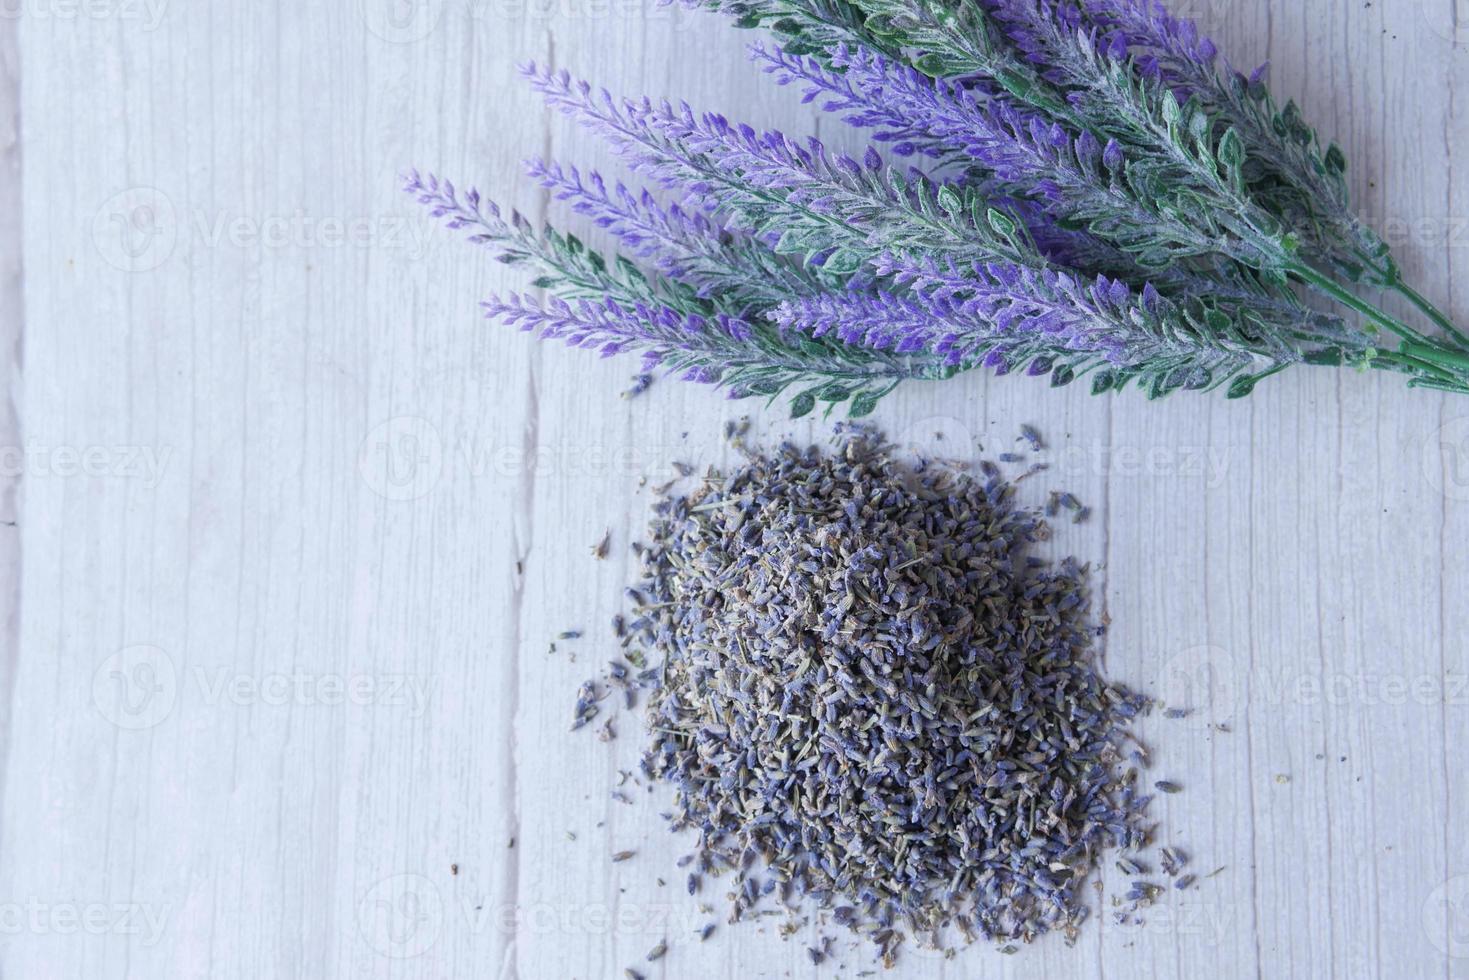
408,0,1469,412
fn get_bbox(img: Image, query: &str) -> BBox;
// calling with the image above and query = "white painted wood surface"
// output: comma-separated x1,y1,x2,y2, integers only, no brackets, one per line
0,1,1465,977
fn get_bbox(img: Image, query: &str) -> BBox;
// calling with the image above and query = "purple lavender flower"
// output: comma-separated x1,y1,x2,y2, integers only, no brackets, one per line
753,43,1230,267
525,158,820,309
486,292,748,380
1075,0,1219,93
404,0,1469,411
773,259,1275,381
523,63,1021,273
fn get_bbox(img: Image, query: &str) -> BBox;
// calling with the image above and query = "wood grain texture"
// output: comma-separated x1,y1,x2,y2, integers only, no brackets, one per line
0,1,1464,978
0,12,19,907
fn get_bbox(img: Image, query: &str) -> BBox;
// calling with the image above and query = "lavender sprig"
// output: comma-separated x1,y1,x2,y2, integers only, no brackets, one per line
406,169,953,413
844,0,1467,362
755,43,1232,268
525,64,1031,275
408,0,1469,410
525,158,827,309
776,261,1308,397
1075,2,1374,265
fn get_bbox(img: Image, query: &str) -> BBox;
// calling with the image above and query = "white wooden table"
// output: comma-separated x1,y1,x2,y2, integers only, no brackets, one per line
1,2,1466,977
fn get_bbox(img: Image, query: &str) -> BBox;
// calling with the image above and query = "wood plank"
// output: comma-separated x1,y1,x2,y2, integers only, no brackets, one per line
0,1,1465,978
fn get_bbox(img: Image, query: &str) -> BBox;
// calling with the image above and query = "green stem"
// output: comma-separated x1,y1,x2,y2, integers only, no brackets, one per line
1291,262,1469,387
1368,351,1469,392
1392,280,1469,351
1349,247,1469,351
1400,341,1469,373
1290,262,1426,345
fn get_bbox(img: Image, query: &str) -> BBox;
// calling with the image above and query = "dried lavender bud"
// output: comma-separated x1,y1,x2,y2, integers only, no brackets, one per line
619,425,1167,956
645,939,668,962
569,680,600,731
1126,881,1164,904
622,374,654,400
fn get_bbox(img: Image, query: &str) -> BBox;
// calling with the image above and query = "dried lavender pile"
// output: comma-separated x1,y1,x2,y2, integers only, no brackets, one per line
599,426,1174,962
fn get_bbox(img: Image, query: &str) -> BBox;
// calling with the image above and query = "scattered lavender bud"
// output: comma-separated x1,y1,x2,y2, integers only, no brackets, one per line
592,426,1175,961
621,375,653,400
